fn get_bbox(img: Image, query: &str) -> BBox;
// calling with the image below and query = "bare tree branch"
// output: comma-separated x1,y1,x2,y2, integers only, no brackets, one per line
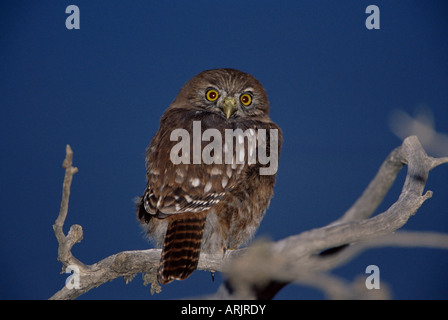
49,137,448,300
390,107,448,157
218,136,448,298
53,145,84,269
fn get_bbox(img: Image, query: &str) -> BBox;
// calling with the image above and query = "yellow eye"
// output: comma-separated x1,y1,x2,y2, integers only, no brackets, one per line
205,89,219,102
240,93,252,106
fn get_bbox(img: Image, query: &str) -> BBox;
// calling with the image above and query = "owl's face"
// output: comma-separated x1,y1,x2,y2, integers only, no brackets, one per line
174,68,270,120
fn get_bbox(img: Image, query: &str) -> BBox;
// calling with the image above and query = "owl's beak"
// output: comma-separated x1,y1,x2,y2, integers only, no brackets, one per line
222,97,237,119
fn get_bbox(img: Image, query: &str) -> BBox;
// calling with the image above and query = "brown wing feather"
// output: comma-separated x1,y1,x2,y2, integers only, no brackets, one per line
142,109,240,218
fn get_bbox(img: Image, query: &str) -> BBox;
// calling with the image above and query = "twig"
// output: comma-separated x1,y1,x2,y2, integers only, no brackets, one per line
53,145,84,268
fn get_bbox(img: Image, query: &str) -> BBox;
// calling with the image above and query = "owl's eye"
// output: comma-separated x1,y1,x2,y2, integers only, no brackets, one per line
240,93,252,106
205,89,219,102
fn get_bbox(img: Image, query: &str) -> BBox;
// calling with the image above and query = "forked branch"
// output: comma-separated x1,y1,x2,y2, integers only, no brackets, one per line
50,137,448,300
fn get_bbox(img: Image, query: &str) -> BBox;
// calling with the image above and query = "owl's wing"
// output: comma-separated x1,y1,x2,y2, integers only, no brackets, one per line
140,109,279,219
142,161,240,218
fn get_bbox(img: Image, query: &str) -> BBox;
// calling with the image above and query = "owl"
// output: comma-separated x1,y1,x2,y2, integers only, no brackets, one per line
137,68,282,285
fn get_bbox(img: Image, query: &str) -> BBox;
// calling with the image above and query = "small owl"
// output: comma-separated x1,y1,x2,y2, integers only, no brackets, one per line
137,68,282,284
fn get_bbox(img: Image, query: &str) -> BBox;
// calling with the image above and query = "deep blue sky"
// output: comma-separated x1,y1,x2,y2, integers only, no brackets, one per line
1,1,447,300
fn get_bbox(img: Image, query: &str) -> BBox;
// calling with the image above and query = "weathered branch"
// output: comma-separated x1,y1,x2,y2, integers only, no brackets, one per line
53,145,84,269
219,136,448,298
263,136,447,262
50,137,448,300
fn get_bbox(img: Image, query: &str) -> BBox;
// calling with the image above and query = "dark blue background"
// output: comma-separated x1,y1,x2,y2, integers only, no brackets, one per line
1,1,447,299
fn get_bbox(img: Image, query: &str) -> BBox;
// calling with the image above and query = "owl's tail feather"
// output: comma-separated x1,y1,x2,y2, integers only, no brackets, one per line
158,212,207,285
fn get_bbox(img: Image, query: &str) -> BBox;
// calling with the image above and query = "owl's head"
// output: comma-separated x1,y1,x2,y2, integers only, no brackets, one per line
173,68,270,120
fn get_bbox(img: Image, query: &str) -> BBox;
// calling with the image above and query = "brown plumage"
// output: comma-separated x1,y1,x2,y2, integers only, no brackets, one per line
137,68,282,284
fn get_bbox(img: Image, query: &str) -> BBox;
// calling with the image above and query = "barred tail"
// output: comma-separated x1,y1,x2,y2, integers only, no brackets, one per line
157,213,207,284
